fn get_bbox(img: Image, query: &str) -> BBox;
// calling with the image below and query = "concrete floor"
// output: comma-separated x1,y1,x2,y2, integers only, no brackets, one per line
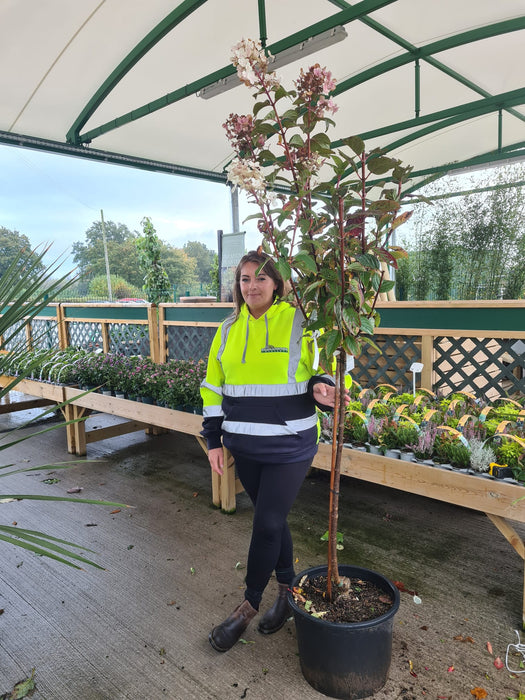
0,406,524,700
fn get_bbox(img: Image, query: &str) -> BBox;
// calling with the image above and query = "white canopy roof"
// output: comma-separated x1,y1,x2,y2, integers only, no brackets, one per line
1,0,524,192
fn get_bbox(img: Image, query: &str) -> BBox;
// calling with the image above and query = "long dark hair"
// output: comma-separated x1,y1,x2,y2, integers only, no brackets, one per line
232,251,285,317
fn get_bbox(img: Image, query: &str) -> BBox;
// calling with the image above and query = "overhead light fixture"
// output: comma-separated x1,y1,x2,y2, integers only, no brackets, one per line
199,25,348,100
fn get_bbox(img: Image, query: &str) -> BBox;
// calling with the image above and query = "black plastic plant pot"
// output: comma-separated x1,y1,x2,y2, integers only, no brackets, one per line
288,565,400,699
491,465,514,479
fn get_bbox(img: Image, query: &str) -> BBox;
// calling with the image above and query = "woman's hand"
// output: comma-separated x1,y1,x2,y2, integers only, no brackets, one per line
208,447,224,476
313,382,350,408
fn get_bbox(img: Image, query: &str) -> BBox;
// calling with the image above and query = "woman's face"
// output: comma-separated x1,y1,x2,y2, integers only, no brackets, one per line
239,261,278,318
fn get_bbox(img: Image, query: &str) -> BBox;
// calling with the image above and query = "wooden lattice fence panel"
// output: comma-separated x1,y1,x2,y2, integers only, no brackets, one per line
68,322,103,351
434,336,525,400
166,326,216,361
108,323,150,356
354,334,421,391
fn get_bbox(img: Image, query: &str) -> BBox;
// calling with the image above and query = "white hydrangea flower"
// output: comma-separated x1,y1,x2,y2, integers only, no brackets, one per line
226,158,267,194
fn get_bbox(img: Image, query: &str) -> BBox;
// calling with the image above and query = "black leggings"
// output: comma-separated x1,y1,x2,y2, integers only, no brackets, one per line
232,454,312,608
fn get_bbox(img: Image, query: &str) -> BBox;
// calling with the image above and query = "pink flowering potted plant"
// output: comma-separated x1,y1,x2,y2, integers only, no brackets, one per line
223,38,414,698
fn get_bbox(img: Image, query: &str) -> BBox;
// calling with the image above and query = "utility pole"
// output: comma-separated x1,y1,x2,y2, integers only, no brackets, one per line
100,209,113,301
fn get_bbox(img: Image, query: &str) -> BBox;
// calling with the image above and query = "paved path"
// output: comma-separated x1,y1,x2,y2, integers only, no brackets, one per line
0,410,524,699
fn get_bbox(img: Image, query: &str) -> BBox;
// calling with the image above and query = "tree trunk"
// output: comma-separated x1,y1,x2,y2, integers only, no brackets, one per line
326,349,347,600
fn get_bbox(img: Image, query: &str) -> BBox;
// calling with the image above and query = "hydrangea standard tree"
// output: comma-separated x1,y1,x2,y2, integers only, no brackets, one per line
224,39,413,598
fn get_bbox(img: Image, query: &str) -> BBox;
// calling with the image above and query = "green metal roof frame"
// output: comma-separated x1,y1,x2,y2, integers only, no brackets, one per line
1,1,524,193
59,1,525,193
68,0,397,146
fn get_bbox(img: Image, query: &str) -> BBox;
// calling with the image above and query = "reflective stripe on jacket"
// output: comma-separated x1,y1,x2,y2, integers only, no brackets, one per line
200,301,332,463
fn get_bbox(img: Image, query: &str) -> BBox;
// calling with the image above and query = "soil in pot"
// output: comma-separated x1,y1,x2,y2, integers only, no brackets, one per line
293,572,394,623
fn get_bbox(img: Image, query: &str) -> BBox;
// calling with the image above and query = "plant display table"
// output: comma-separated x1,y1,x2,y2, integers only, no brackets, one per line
2,376,524,627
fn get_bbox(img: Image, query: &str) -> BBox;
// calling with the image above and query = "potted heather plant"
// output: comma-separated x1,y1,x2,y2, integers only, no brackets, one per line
224,38,413,697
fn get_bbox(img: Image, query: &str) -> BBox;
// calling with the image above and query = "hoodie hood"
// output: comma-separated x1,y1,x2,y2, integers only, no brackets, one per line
239,301,290,364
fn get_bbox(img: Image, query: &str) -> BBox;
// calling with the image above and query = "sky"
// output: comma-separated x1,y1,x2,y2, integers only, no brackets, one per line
0,143,261,269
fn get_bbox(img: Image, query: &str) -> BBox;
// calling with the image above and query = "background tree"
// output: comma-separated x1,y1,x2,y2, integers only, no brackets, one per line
72,221,142,286
135,217,171,303
0,227,45,278
162,245,198,289
73,220,201,293
183,240,216,285
399,165,525,300
88,274,143,300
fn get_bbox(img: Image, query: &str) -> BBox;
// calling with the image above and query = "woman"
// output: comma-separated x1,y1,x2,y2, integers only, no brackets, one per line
200,250,345,652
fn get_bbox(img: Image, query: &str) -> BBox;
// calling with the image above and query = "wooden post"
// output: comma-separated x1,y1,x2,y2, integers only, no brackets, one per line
56,304,68,350
420,334,435,390
156,304,167,363
149,304,160,364
101,321,110,354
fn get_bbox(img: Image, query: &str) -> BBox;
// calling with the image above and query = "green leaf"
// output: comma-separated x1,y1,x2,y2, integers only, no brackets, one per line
356,253,380,270
323,329,341,358
379,279,396,293
258,149,276,163
311,133,331,151
343,335,361,356
360,316,376,335
367,155,397,175
288,134,305,148
274,258,292,280
2,668,36,699
343,135,365,156
293,253,318,274
253,100,270,116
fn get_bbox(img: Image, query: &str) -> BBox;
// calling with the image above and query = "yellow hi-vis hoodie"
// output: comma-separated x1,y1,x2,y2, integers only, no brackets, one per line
200,301,334,463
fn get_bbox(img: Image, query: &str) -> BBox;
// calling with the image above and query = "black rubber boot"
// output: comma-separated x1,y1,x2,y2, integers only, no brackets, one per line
257,583,291,635
209,599,258,652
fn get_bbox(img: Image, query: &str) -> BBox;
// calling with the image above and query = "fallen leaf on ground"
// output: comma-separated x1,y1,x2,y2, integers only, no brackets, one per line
486,641,493,655
110,509,121,514
393,580,418,596
454,635,475,643
470,688,487,699
192,492,199,498
1,668,36,699
66,487,82,494
493,656,504,669
447,665,454,673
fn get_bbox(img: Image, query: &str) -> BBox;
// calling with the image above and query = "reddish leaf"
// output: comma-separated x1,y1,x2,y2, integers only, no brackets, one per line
486,641,493,655
110,508,121,514
493,656,504,670
447,665,455,673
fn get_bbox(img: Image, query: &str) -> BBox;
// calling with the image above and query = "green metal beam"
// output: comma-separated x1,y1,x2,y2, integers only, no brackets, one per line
0,130,228,184
407,146,525,182
333,86,525,147
326,4,525,125
73,0,398,145
408,179,525,204
334,17,525,95
258,0,268,48
66,0,210,145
